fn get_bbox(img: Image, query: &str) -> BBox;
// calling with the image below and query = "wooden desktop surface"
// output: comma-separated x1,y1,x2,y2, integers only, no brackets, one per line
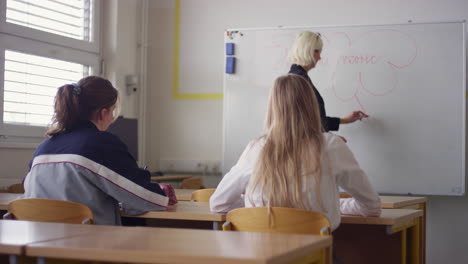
0,220,115,255
341,209,423,226
379,196,426,209
0,195,221,222
0,193,426,209
26,226,331,264
1,193,425,224
126,201,421,228
173,190,428,208
151,175,192,182
174,189,197,200
123,201,225,222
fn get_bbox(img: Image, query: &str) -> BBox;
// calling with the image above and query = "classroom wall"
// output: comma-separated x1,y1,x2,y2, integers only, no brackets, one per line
0,148,34,187
101,0,143,119
146,0,224,175
147,0,468,263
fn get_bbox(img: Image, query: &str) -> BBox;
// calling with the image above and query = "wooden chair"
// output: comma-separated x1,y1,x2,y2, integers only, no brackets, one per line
3,198,94,224
222,207,330,234
191,188,216,202
7,183,25,193
180,177,204,189
222,207,331,264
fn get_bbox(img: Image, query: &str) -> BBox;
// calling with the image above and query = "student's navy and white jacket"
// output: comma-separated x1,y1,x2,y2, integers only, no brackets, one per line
23,121,168,225
210,133,381,230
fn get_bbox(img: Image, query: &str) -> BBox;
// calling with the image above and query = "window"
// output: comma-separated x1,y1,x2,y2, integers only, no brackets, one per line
6,0,93,41
0,0,100,146
4,50,91,126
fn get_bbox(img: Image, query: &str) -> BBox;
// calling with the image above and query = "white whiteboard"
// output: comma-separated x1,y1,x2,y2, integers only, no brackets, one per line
223,22,466,195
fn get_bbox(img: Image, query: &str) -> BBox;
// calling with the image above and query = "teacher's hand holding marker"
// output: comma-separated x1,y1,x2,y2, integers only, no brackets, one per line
341,111,369,124
287,31,369,136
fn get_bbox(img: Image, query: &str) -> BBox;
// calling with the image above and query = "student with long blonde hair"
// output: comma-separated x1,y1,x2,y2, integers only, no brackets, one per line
210,74,381,230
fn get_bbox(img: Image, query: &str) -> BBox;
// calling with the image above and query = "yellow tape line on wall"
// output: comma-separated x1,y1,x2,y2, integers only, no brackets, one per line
172,0,223,100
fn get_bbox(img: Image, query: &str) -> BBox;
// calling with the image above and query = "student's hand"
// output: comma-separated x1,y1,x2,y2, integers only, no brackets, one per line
341,111,369,124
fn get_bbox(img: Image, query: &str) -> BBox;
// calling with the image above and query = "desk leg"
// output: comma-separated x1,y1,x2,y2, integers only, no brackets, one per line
409,217,421,264
401,229,407,264
386,218,420,264
396,216,421,264
420,203,426,264
403,202,426,264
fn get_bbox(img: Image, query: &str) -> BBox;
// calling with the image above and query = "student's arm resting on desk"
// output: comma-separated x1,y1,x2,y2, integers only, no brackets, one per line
210,141,258,212
89,132,169,215
114,169,169,215
327,134,381,217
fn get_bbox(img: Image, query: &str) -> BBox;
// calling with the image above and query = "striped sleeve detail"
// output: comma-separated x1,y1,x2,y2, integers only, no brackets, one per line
31,154,169,207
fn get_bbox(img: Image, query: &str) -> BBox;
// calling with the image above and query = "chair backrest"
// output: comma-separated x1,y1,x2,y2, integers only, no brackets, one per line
4,198,94,224
191,188,216,202
7,183,24,193
224,207,330,235
180,177,203,189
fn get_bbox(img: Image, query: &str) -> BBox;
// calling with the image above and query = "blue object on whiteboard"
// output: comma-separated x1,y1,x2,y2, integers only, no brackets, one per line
226,43,235,55
226,57,235,74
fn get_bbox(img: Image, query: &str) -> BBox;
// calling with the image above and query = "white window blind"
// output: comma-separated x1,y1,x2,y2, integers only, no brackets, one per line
4,50,90,127
6,0,93,41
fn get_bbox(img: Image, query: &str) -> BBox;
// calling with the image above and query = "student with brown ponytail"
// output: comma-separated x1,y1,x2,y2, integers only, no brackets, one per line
23,76,168,225
210,74,381,231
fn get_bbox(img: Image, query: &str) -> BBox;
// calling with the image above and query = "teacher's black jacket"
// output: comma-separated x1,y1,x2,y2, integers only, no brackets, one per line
289,64,340,131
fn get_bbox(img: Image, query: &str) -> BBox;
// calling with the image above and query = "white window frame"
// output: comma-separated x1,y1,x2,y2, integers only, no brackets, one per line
0,0,101,148
0,0,101,53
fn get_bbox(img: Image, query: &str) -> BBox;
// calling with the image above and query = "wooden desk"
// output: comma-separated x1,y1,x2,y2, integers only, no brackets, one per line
0,194,218,221
174,188,197,201
122,201,225,229
176,192,428,206
0,220,115,256
379,196,427,209
26,226,332,264
1,194,425,211
340,195,427,263
125,201,224,222
379,196,427,264
341,209,422,226
337,209,423,264
0,193,22,210
1,194,424,263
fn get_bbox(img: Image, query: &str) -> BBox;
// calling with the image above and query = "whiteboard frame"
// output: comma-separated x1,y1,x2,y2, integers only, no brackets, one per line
227,20,467,32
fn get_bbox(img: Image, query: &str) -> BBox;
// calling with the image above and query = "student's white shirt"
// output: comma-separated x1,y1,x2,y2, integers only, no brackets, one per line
210,132,381,230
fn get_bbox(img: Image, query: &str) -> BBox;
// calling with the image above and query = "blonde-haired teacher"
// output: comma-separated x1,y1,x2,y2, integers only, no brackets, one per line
288,31,367,135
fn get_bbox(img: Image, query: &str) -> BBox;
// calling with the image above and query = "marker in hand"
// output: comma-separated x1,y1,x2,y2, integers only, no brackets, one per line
341,111,369,124
356,111,369,121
